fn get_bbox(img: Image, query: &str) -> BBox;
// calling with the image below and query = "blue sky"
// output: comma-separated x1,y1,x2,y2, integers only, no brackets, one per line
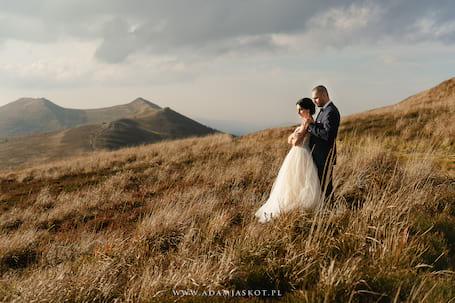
0,0,454,134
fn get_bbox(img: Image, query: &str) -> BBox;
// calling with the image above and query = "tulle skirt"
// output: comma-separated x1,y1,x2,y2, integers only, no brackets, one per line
255,145,322,223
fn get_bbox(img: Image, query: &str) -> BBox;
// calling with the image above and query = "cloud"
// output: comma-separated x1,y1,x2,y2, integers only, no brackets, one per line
310,2,377,31
0,0,454,64
94,17,139,63
0,39,191,89
410,15,455,42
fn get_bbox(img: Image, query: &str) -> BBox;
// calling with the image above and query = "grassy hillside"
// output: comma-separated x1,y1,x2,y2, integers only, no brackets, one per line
340,77,454,173
0,126,454,302
0,79,454,302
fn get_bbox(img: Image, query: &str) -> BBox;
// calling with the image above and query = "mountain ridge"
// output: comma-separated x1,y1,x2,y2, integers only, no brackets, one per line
0,104,219,169
0,97,162,138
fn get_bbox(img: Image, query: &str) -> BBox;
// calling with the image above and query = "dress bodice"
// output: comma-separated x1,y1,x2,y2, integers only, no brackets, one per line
294,126,310,148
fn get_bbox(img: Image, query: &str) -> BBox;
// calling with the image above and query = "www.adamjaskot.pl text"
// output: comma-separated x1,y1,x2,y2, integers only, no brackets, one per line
172,289,283,297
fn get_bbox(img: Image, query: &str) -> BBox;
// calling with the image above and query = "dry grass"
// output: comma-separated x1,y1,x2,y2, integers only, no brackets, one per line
0,124,454,302
340,78,455,164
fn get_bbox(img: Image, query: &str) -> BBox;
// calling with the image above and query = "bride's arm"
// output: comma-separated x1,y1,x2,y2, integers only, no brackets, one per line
287,133,295,144
292,130,307,146
288,127,299,145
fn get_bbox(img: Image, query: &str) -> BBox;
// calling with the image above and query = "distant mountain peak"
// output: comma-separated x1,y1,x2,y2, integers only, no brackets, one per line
0,96,207,139
14,97,52,104
2,97,62,110
129,97,161,110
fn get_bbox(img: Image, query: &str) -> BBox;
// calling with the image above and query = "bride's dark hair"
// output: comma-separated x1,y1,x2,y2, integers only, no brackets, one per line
296,98,315,115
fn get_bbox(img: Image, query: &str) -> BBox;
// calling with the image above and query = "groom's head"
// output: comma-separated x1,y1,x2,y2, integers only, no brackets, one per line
312,85,330,107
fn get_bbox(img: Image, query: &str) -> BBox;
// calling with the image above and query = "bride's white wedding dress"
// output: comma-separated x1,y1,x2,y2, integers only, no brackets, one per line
255,131,322,223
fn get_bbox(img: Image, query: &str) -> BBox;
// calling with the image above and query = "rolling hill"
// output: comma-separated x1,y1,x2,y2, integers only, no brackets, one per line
0,97,162,138
0,105,218,170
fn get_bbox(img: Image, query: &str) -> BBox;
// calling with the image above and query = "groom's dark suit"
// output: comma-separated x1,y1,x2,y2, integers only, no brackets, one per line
307,101,340,198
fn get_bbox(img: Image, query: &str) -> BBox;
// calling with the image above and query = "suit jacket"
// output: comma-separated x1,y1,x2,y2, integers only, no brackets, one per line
308,102,340,171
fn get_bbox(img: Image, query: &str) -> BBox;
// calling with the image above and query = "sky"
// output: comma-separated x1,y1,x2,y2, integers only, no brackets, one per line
0,1,454,134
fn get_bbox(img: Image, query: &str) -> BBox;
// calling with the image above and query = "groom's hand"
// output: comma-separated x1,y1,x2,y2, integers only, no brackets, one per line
302,117,314,130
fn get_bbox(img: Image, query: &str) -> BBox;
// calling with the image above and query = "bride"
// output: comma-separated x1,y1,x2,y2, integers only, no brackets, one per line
255,98,322,223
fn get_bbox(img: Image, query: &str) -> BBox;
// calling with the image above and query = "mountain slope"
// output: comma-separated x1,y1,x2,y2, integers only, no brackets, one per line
0,98,87,137
93,107,220,149
83,98,162,124
0,97,162,138
0,107,218,169
340,77,455,152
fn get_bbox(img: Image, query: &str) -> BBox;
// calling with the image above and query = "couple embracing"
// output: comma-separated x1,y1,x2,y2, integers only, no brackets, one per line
255,85,341,223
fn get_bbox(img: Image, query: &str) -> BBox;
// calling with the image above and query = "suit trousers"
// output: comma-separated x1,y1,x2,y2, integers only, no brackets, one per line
315,149,335,202
317,163,333,199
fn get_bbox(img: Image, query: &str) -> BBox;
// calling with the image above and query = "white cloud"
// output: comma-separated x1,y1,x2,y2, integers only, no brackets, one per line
1,1,454,63
411,16,455,40
310,2,379,32
0,40,95,86
0,38,190,89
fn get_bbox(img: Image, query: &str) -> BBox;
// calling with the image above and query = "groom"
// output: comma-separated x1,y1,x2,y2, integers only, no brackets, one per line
301,85,340,200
